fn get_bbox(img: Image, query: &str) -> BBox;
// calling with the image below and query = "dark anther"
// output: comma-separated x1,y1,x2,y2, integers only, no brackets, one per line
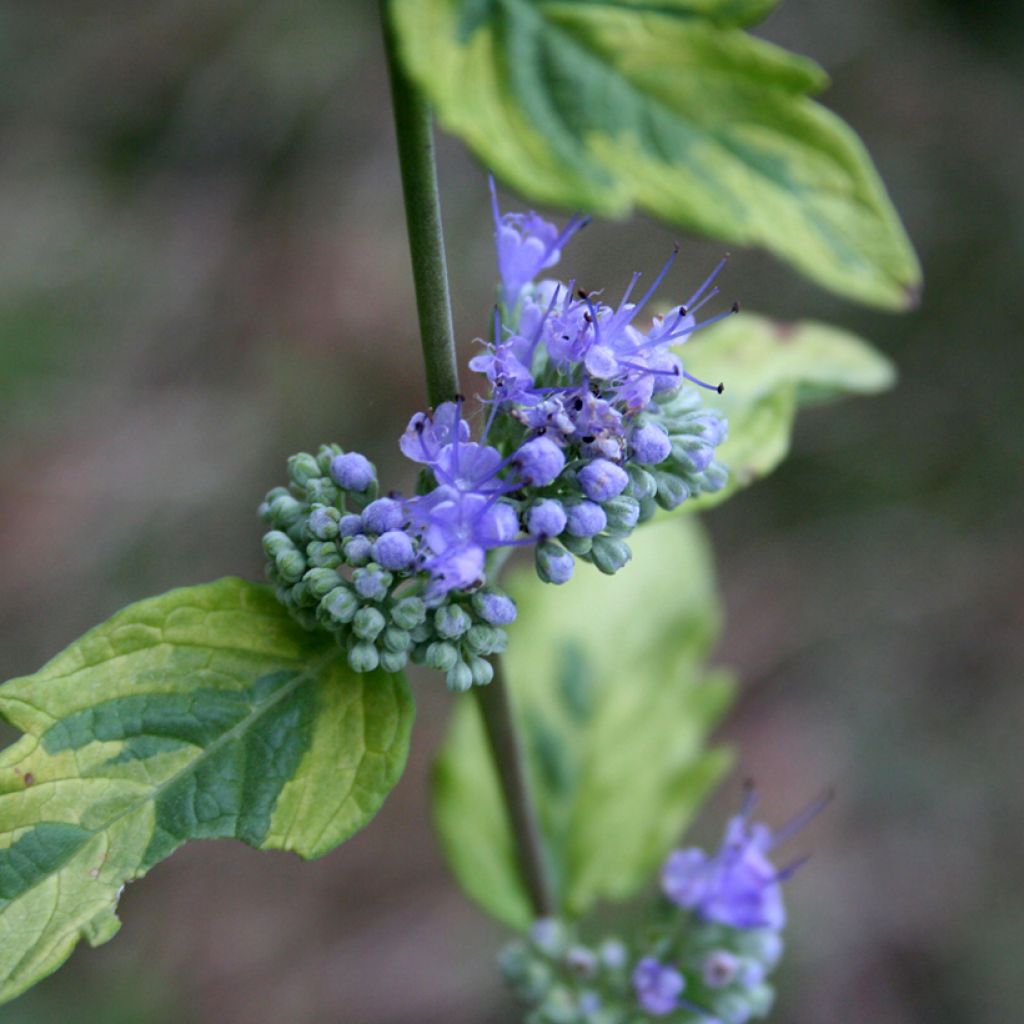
583,312,593,322
717,382,725,394
679,304,688,315
577,288,588,300
589,380,601,395
581,435,595,444
415,419,426,433
536,426,547,435
731,301,741,313
453,392,466,403
573,397,584,411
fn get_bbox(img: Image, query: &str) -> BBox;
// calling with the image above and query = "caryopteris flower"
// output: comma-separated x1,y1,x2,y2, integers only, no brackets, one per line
500,789,822,1023
260,181,732,687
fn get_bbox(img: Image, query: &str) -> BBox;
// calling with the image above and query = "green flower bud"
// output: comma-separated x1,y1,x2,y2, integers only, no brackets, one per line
382,626,412,653
290,580,315,607
626,464,658,501
275,549,306,584
467,655,493,687
304,567,342,600
409,622,432,643
590,536,631,575
535,541,574,585
352,606,386,641
304,477,339,505
347,639,379,673
653,470,690,510
463,624,507,657
321,585,359,625
268,492,306,528
637,495,658,523
306,541,341,569
409,643,429,665
434,604,472,640
343,535,372,567
702,461,729,492
379,649,409,674
603,496,640,534
446,661,474,692
287,452,321,487
425,641,459,672
560,533,593,556
390,595,427,630
315,443,343,475
262,530,295,559
744,984,775,1016
291,607,318,631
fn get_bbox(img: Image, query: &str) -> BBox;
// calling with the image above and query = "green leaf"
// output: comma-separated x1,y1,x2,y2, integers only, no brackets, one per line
680,312,896,509
389,0,921,308
0,578,414,1005
433,517,733,929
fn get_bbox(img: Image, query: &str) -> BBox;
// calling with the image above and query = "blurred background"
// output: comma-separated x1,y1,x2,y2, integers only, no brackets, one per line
1,1,1022,1021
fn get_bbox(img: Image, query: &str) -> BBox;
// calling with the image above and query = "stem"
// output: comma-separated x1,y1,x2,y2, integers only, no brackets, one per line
380,1,460,407
474,656,558,917
380,4,556,919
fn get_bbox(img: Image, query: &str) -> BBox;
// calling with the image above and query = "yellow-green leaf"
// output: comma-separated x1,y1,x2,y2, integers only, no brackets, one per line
0,578,414,1005
389,0,921,308
433,517,733,928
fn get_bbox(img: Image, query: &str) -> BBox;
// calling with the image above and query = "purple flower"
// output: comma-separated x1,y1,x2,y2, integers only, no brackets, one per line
536,542,574,584
577,459,629,502
472,589,518,625
330,452,375,492
661,791,827,930
491,177,587,307
400,402,471,465
631,422,672,465
632,957,684,1017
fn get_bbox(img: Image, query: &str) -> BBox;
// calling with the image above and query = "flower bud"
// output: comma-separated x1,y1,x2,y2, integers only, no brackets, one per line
304,477,339,505
391,595,427,630
536,542,574,584
274,549,306,584
362,497,404,535
565,501,607,538
446,660,474,692
307,505,340,541
464,624,507,656
342,534,372,566
425,641,459,672
598,939,627,970
625,464,658,501
262,530,295,559
702,950,741,989
352,606,386,641
602,496,640,534
304,567,342,600
631,421,672,465
287,452,321,487
372,530,415,571
353,564,393,602
526,499,568,538
512,436,566,487
471,589,517,626
434,604,472,640
637,495,658,523
565,946,598,980
330,451,377,492
306,541,341,569
267,492,306,529
382,626,412,653
467,655,494,687
347,639,380,673
315,443,342,475
653,470,690,510
560,533,593,556
577,458,628,502
379,649,409,674
321,585,358,625
529,918,568,958
338,513,363,538
590,536,631,575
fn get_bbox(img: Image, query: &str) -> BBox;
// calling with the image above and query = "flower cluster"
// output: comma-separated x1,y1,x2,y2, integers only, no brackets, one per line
260,184,731,687
501,791,825,1024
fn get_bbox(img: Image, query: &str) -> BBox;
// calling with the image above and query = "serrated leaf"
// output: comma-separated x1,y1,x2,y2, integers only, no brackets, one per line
0,578,414,1005
433,517,733,929
390,0,921,308
679,312,896,509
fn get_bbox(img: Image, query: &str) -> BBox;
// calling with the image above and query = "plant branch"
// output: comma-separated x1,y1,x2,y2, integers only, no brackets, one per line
380,1,459,407
473,656,558,917
380,4,556,920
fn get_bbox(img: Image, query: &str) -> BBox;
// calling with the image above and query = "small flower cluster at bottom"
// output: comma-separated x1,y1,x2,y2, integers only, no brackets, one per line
501,791,825,1023
259,444,516,689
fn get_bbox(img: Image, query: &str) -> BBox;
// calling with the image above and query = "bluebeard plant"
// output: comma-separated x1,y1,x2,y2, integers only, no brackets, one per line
500,791,823,1024
260,184,731,688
